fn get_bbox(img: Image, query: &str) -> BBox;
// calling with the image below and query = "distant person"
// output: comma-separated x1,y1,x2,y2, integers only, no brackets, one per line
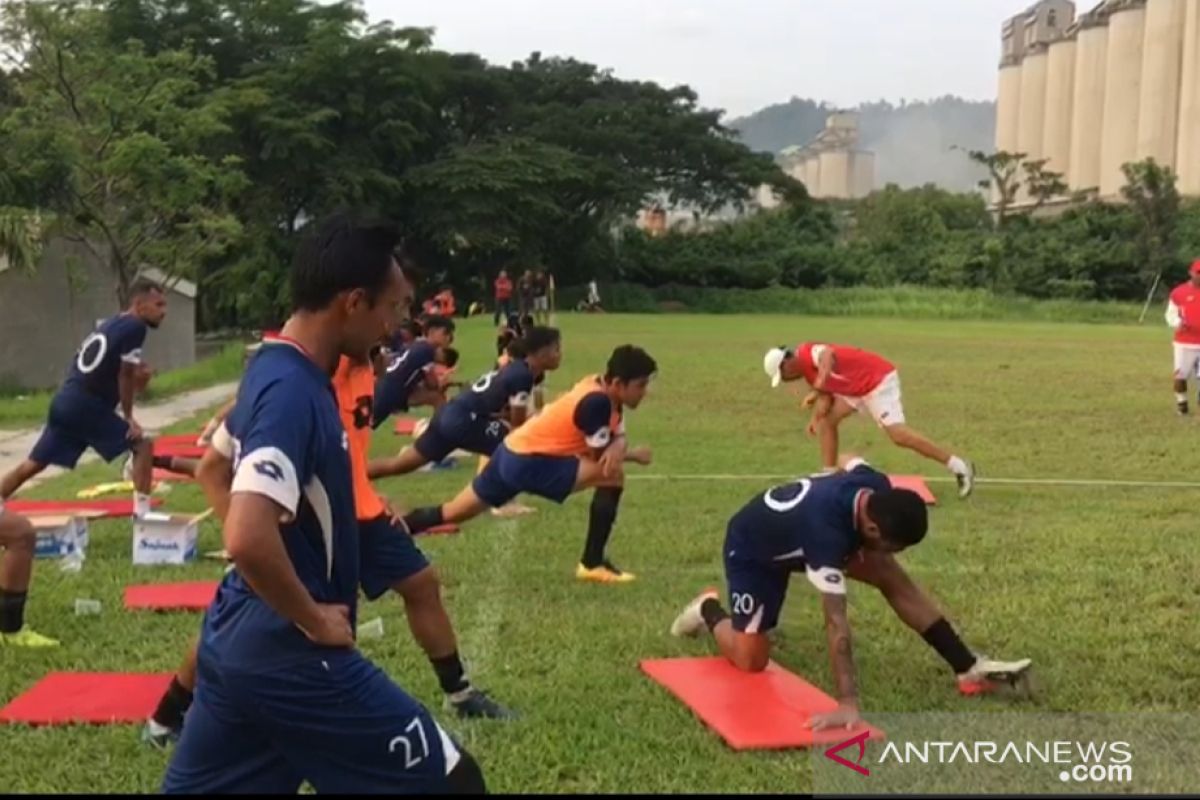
518,270,535,318
1165,260,1200,415
578,280,603,313
533,270,551,325
493,270,514,325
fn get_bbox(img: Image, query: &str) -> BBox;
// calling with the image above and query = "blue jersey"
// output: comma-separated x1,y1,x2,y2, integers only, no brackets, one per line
452,359,536,418
372,340,435,425
61,314,147,407
204,338,359,670
728,462,890,595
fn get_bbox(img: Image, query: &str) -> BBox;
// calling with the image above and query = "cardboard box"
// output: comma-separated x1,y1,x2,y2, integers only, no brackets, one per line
29,514,87,559
132,510,211,566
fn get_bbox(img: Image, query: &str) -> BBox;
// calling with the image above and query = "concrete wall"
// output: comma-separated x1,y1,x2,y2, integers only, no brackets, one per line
818,151,851,199
0,238,196,391
1136,0,1188,167
1043,37,1078,176
1069,22,1109,190
1178,0,1200,194
1099,5,1147,196
803,158,822,197
1018,49,1051,162
852,152,876,199
996,63,1025,153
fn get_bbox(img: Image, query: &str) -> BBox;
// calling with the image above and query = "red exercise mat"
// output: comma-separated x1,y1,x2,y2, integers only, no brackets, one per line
124,581,219,611
154,434,203,448
887,475,937,505
6,498,162,518
155,443,206,459
393,417,419,436
0,672,173,726
153,467,194,483
639,656,885,751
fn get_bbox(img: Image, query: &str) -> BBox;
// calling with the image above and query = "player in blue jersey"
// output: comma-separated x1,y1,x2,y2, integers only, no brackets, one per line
161,215,485,794
369,326,563,479
0,279,166,518
669,456,1032,731
372,315,456,425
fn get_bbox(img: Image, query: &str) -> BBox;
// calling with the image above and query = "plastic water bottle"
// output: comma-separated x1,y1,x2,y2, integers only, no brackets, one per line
59,549,84,574
74,598,101,615
357,617,384,639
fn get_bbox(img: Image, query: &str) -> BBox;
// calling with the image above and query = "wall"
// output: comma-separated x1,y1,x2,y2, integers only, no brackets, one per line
1099,5,1147,196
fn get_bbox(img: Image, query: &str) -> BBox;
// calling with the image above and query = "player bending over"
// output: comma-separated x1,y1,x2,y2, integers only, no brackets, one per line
372,315,456,425
763,341,976,498
402,345,656,584
1,279,167,519
670,456,1031,731
161,215,484,794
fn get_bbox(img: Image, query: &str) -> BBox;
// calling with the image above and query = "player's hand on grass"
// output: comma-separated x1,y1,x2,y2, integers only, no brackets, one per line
627,446,653,466
806,702,861,732
301,603,355,648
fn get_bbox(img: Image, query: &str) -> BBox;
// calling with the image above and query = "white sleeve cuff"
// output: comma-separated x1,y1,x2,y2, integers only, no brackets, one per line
232,446,300,517
806,566,847,595
121,348,144,364
811,344,827,368
585,427,612,448
509,392,531,407
843,457,869,472
211,422,235,458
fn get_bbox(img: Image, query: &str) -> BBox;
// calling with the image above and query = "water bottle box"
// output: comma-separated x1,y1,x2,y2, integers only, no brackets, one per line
29,515,88,560
132,512,204,565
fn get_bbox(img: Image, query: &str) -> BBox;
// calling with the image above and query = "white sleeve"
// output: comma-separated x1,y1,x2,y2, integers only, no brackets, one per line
120,347,144,365
509,391,531,407
231,446,300,517
806,565,847,595
1167,301,1182,328
211,422,235,459
585,426,613,449
811,344,827,368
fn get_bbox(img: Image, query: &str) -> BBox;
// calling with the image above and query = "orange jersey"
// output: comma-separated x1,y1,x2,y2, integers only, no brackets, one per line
333,356,385,521
505,374,622,457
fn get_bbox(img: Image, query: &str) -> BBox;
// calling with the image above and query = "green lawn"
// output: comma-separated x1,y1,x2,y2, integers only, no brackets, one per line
2,313,1198,793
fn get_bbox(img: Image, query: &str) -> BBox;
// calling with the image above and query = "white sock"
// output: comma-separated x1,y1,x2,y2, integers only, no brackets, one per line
946,456,968,476
134,492,151,517
1177,392,1187,404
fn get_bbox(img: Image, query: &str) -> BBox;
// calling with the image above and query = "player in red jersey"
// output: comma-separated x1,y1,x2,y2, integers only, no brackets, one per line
1165,260,1200,415
764,341,976,498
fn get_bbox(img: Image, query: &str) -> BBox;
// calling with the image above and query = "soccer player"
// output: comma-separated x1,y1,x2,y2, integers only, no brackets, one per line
369,326,563,480
669,456,1032,731
0,279,167,519
1165,260,1200,415
0,504,54,647
372,315,456,425
763,341,976,498
402,345,657,584
161,215,484,794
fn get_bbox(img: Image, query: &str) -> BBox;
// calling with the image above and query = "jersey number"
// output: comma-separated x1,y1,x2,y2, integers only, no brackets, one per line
386,351,410,374
731,592,757,616
387,717,430,769
762,479,813,513
472,370,498,393
76,332,109,374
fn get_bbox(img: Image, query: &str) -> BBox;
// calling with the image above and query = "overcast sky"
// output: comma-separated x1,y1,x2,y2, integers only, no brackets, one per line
363,0,1023,119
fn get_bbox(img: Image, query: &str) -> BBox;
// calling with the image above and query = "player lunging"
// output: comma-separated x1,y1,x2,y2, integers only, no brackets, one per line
373,315,456,424
1,279,167,519
763,341,976,498
402,345,656,584
670,457,1031,730
1165,260,1200,415
161,216,484,793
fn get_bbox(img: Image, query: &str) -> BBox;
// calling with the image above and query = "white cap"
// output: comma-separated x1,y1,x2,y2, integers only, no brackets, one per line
763,347,787,388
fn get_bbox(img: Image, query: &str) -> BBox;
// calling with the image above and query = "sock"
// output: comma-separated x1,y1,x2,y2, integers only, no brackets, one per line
946,455,968,475
402,506,444,534
151,676,194,730
700,598,729,632
921,618,977,674
581,487,622,568
1177,392,1188,404
0,590,27,634
430,652,471,697
152,455,174,471
134,492,151,517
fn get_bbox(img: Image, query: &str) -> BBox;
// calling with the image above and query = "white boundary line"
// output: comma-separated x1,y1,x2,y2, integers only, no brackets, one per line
625,474,1200,489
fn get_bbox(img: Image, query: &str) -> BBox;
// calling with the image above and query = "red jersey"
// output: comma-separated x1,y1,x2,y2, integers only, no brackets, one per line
797,342,894,397
494,277,513,300
1168,283,1200,345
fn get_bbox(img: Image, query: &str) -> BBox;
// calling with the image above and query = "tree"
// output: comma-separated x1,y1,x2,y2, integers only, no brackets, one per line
1121,158,1181,314
0,0,244,303
1022,158,1068,214
967,149,1024,226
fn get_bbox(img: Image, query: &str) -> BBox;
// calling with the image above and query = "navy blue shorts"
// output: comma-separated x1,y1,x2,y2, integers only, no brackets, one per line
162,648,465,794
723,520,799,636
358,515,431,601
471,442,578,508
29,390,134,468
414,406,508,463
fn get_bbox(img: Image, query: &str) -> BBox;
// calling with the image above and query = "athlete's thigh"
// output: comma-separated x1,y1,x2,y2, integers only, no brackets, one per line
863,373,906,428
359,516,431,601
722,522,790,635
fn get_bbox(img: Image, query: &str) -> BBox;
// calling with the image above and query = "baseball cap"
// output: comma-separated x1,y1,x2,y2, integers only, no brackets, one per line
763,347,788,388
1190,260,1200,276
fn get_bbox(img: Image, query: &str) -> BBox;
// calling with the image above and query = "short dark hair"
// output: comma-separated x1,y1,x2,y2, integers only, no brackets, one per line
422,314,456,334
605,345,657,383
290,213,401,312
441,346,460,368
521,326,560,355
129,277,163,298
866,490,928,548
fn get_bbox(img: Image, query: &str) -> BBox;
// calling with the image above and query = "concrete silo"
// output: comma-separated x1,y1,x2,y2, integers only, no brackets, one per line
803,158,822,198
851,152,876,198
996,61,1025,153
819,150,851,199
1177,0,1200,194
1069,15,1109,190
1136,0,1187,168
1043,35,1078,177
1099,3,1147,196
1018,46,1051,161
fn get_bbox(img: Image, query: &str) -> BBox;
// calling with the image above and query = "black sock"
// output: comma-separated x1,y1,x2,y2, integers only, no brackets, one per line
431,652,471,696
152,676,194,730
0,590,27,634
152,455,174,471
700,598,729,632
921,617,977,674
581,487,622,568
403,506,444,534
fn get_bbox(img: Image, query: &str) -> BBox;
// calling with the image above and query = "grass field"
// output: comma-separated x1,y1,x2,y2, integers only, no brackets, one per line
2,312,1199,793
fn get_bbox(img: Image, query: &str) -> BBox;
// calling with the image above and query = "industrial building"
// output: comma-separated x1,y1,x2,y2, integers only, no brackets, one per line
995,0,1200,202
779,112,876,200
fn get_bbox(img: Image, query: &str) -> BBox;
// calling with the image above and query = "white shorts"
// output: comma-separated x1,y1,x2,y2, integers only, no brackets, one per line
533,296,549,311
1174,344,1200,380
843,371,905,428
